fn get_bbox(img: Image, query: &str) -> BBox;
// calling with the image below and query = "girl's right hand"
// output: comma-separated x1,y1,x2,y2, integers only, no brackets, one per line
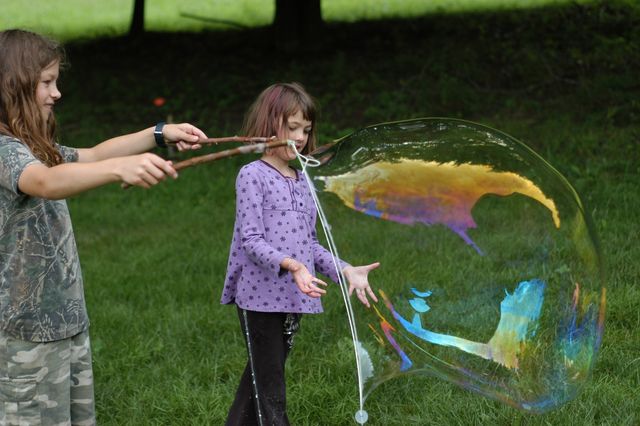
163,123,207,151
115,153,177,188
285,259,327,298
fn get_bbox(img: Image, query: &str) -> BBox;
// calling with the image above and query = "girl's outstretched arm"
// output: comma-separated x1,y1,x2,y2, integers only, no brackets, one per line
343,262,380,308
18,123,208,199
18,153,178,199
77,123,206,162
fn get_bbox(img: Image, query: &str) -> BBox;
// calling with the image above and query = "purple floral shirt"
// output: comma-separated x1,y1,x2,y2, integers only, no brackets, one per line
221,160,347,313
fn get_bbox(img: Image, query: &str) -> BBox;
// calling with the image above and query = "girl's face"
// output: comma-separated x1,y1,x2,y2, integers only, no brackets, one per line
272,109,312,162
36,61,61,122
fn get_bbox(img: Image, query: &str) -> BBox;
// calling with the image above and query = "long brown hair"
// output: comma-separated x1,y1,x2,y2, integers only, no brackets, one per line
242,82,317,155
0,29,65,166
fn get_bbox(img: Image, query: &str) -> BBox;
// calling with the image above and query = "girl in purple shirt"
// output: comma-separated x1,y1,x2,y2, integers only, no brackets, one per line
221,82,379,425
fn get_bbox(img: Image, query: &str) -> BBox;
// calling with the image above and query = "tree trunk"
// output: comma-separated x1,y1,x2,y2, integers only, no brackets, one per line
273,0,323,46
129,0,145,37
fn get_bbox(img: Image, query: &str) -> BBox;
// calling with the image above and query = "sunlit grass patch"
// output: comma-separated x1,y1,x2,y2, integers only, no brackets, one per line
2,0,600,41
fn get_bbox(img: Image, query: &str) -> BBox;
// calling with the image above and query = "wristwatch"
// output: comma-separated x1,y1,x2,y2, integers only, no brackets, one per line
154,122,166,148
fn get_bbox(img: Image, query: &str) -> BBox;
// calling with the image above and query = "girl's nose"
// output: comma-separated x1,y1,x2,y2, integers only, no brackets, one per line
51,85,62,100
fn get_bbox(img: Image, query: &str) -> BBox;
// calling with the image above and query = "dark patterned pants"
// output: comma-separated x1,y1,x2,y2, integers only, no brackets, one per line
225,309,301,426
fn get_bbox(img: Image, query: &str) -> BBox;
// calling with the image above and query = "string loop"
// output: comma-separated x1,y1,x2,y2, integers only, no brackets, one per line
287,140,321,173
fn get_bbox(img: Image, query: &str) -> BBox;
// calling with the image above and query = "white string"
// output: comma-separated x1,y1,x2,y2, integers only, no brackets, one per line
287,139,321,172
289,140,366,414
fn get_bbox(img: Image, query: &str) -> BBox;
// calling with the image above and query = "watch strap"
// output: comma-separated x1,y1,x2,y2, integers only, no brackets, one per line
154,122,166,148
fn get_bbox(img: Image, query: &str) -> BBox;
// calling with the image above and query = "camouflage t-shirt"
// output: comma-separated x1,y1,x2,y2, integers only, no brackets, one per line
0,135,89,342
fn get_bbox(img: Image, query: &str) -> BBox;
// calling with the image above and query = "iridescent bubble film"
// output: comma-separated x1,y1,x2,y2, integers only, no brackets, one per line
305,118,605,418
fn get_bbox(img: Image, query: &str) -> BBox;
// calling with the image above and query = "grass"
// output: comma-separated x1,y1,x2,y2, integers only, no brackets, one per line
4,0,640,424
1,0,602,41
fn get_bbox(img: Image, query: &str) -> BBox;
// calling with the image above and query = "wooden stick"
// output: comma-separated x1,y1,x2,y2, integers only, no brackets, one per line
121,139,289,189
167,136,274,146
173,139,289,171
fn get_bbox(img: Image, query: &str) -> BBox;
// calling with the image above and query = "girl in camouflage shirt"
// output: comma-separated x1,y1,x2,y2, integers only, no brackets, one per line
0,29,206,425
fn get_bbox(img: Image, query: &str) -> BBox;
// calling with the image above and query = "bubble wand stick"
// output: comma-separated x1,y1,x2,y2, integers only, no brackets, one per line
122,137,289,188
172,135,274,147
170,137,288,172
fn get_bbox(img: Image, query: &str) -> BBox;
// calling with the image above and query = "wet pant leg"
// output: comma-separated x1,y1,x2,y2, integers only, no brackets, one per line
225,309,301,426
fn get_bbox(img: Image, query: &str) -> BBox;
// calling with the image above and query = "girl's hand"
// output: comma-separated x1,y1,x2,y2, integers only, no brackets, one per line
284,259,327,298
163,123,207,151
343,262,380,308
115,153,177,188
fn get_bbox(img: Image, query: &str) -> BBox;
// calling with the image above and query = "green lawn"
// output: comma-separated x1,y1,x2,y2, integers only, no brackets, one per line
3,0,639,424
2,0,599,40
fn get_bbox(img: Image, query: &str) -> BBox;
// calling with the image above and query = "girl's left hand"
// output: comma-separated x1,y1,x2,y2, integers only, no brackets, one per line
282,258,327,298
343,262,380,308
164,123,207,151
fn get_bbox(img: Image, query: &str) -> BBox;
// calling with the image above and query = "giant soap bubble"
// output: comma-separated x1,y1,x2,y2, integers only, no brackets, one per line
301,118,605,422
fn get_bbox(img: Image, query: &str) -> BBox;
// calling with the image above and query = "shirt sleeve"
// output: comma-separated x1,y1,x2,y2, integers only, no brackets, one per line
311,227,350,284
56,143,79,163
0,137,41,195
236,165,289,277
